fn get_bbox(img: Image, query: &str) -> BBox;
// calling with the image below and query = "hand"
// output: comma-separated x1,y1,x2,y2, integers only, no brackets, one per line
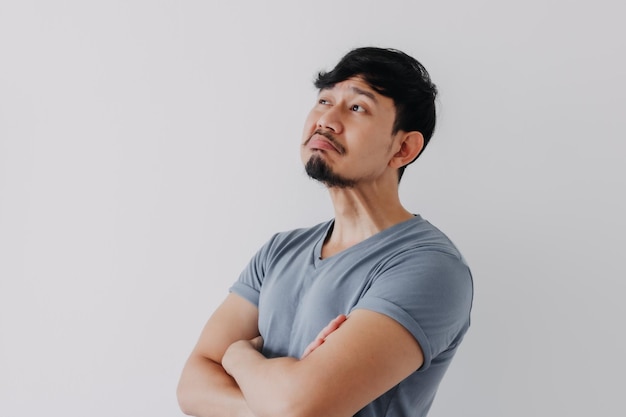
228,335,264,353
222,336,264,375
249,335,264,352
301,314,347,359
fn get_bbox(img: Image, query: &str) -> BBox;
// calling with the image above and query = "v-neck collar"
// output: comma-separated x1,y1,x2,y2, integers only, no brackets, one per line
312,215,421,268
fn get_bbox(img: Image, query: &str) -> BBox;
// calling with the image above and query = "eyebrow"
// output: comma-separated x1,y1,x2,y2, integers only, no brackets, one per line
350,86,378,103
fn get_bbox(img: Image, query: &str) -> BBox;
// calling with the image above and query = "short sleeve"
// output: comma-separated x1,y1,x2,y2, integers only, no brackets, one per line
229,235,277,307
352,249,473,370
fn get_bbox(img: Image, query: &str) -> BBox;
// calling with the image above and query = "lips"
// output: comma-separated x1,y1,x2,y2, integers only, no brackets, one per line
307,136,339,152
305,131,344,154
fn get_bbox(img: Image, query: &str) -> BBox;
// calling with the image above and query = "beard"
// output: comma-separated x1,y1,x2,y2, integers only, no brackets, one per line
304,154,356,188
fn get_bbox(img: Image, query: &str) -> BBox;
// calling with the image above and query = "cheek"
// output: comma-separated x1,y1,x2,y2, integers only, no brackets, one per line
301,112,318,142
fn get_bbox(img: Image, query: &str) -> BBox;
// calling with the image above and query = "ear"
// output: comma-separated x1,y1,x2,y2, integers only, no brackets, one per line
388,131,424,169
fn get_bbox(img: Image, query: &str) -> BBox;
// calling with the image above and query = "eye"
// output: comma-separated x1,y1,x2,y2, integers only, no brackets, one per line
318,98,330,105
350,104,366,112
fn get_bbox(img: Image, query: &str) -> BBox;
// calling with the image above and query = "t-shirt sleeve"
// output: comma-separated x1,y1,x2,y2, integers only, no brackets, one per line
352,249,473,370
229,235,277,307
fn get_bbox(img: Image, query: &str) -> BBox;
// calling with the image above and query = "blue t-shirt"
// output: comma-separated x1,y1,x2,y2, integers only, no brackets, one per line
230,215,473,417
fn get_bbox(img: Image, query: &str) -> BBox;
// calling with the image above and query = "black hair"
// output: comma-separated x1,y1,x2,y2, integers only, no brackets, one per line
314,47,438,181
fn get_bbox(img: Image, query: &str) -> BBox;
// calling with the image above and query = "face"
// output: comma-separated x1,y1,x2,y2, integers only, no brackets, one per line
301,77,402,188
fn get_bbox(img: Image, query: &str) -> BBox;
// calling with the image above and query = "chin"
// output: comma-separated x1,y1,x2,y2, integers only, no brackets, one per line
305,154,355,189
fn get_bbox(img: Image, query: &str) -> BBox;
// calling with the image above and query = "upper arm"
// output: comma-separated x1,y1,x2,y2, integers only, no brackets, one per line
273,308,423,417
304,309,423,415
191,292,260,363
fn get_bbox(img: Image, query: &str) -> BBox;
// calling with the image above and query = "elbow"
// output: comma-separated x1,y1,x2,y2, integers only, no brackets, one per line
176,377,200,416
176,384,193,416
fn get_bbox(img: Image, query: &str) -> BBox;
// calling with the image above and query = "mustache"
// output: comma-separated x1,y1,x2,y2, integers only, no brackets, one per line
306,129,346,154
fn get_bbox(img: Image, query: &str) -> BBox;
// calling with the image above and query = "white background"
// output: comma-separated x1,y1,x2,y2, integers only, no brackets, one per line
1,1,624,416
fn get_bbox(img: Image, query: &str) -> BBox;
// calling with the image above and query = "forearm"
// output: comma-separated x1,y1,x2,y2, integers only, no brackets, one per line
177,354,256,417
223,342,311,417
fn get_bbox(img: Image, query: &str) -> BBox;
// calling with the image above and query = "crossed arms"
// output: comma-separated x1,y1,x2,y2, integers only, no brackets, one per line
177,293,424,417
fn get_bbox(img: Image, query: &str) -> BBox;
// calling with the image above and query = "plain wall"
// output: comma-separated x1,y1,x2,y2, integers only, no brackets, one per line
1,1,624,416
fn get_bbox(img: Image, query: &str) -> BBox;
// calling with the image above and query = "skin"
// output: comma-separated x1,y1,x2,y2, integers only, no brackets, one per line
301,77,424,257
177,76,426,417
301,314,347,359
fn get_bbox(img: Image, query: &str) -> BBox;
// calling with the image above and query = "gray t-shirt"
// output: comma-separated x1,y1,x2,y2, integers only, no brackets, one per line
230,215,473,417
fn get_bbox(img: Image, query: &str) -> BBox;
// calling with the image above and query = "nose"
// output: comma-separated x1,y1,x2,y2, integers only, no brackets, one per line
315,104,343,134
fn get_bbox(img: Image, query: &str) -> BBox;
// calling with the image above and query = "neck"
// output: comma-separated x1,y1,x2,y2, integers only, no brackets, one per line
321,180,413,258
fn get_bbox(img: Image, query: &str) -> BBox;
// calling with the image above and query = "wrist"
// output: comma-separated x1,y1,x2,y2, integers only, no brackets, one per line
223,340,257,376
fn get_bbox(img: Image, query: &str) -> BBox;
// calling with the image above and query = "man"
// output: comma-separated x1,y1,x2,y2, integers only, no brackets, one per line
177,47,473,417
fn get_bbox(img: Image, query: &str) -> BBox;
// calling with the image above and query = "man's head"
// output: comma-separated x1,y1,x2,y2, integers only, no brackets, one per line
302,47,438,185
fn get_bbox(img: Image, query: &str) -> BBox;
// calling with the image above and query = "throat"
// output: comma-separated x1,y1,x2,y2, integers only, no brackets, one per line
320,240,355,260
319,210,415,260
319,223,372,260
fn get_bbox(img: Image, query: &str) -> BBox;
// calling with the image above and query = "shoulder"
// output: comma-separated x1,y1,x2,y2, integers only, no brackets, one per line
372,216,469,274
270,220,331,243
389,215,472,289
367,216,474,328
261,220,331,255
357,217,473,364
400,215,465,257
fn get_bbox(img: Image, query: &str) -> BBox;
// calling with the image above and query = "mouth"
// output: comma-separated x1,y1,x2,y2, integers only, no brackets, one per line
305,130,345,154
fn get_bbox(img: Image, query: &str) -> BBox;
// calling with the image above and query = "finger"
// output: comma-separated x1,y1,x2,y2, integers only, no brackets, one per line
301,315,347,359
301,338,324,359
318,314,347,339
